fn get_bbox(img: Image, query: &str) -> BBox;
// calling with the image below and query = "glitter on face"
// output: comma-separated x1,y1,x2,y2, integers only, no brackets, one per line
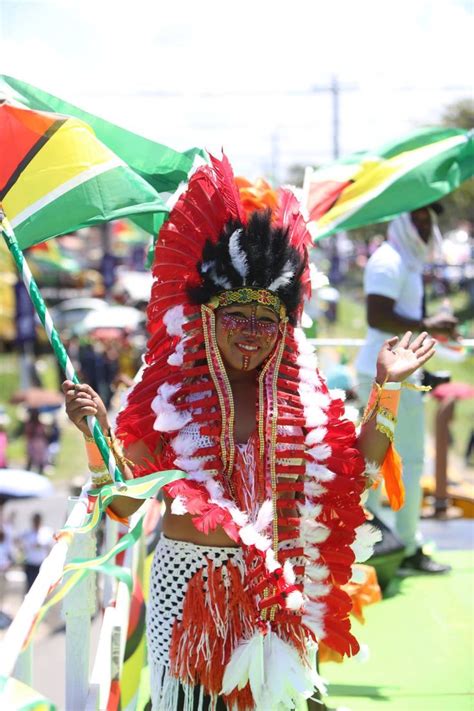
220,312,278,338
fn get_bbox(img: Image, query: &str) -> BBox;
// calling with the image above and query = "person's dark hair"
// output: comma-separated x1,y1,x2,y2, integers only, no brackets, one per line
188,210,306,324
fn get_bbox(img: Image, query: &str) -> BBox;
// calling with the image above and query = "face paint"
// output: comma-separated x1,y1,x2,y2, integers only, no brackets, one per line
242,355,250,370
220,312,278,338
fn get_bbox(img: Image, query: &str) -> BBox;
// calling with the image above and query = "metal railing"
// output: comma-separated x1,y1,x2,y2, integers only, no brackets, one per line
0,496,145,710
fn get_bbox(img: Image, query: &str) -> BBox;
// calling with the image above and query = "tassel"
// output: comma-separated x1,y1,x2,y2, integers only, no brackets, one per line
380,442,405,511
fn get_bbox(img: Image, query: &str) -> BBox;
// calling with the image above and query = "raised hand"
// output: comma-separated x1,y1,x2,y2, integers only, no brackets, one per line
61,380,110,436
376,331,436,384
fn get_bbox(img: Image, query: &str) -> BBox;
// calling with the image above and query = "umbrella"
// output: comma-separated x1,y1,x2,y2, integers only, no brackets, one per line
0,468,54,500
10,388,64,410
75,305,145,334
432,382,474,401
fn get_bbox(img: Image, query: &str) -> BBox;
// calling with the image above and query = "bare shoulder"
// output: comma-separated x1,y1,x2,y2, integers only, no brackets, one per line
124,437,163,468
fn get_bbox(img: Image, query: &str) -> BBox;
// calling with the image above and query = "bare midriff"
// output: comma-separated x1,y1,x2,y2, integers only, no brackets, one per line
162,494,239,546
162,491,299,547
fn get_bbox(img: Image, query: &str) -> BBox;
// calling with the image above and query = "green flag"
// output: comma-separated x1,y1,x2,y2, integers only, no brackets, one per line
303,127,474,239
0,74,207,236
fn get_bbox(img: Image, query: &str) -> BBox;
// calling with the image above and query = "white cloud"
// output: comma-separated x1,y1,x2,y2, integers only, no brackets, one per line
2,0,472,177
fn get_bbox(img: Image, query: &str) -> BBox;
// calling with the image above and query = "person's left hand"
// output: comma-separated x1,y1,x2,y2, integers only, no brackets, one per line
376,331,436,384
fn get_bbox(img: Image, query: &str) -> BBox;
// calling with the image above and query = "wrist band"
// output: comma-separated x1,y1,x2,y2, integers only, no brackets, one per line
362,380,401,428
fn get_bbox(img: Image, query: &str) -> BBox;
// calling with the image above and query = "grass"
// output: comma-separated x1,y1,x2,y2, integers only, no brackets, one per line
0,352,88,483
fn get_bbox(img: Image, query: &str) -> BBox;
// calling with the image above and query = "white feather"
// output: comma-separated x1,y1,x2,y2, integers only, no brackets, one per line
307,444,332,462
171,431,199,457
350,565,368,584
350,523,382,562
306,581,330,597
228,228,249,281
255,499,273,532
171,496,187,515
306,562,329,581
153,409,192,432
304,480,327,498
167,340,184,366
265,548,281,573
305,409,328,428
283,559,296,585
298,501,322,519
329,387,346,402
305,427,326,447
285,589,305,611
174,456,202,472
163,305,185,337
306,461,336,482
268,259,295,292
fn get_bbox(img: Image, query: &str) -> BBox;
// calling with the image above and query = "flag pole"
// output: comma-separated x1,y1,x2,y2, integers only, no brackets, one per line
0,207,125,485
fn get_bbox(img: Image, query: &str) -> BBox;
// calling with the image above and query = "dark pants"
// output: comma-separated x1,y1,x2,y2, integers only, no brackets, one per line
24,563,40,592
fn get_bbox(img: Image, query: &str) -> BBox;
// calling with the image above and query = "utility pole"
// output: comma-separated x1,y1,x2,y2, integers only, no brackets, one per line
331,76,340,160
313,76,355,161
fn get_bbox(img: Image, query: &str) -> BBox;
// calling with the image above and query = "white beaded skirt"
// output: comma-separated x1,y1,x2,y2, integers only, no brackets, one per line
147,535,243,711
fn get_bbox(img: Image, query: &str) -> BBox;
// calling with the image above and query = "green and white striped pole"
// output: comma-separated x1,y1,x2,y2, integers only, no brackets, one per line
0,207,125,485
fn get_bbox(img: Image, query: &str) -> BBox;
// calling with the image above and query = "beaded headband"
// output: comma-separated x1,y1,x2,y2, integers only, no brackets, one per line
209,288,286,319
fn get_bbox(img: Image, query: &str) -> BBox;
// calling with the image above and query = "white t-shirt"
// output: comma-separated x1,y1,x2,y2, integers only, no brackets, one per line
21,526,53,566
356,242,423,377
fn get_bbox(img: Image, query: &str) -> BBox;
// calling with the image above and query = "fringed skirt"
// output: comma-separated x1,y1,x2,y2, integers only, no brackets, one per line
147,535,248,711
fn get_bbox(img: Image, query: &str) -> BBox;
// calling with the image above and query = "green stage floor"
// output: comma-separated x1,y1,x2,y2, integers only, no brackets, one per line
322,551,474,711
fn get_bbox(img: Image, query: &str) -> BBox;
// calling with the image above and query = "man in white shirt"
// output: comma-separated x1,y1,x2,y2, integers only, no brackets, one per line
356,205,457,573
20,512,53,592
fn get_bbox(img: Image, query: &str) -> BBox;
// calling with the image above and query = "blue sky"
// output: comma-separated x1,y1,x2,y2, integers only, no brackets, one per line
1,0,473,179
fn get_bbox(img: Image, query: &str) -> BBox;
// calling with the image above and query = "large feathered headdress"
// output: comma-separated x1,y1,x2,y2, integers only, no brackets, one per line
147,153,313,331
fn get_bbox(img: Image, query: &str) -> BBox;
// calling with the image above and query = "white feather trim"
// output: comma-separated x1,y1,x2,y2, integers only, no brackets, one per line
329,387,347,402
304,480,327,498
163,305,185,337
306,581,330,597
167,340,185,366
255,499,273,532
306,462,336,482
307,444,332,462
171,431,199,457
228,228,249,281
304,409,328,428
170,495,188,515
350,565,368,584
305,427,327,446
267,259,295,291
283,560,296,585
265,548,281,573
298,501,323,519
293,326,314,353
173,456,202,472
153,410,192,432
221,629,325,705
298,367,321,386
239,524,272,551
285,589,305,611
303,601,326,639
301,521,330,544
306,562,329,581
350,523,382,562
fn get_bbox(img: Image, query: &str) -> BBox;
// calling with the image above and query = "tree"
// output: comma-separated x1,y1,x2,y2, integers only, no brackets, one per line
438,98,474,229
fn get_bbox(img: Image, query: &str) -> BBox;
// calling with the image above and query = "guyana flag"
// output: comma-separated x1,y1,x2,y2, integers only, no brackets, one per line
0,74,207,238
0,101,170,250
304,127,474,239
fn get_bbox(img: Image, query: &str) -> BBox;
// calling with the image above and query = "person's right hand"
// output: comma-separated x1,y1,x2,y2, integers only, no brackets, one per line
61,380,109,437
423,313,458,337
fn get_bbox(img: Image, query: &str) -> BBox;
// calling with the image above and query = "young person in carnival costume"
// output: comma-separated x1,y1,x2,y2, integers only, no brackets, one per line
63,154,436,711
